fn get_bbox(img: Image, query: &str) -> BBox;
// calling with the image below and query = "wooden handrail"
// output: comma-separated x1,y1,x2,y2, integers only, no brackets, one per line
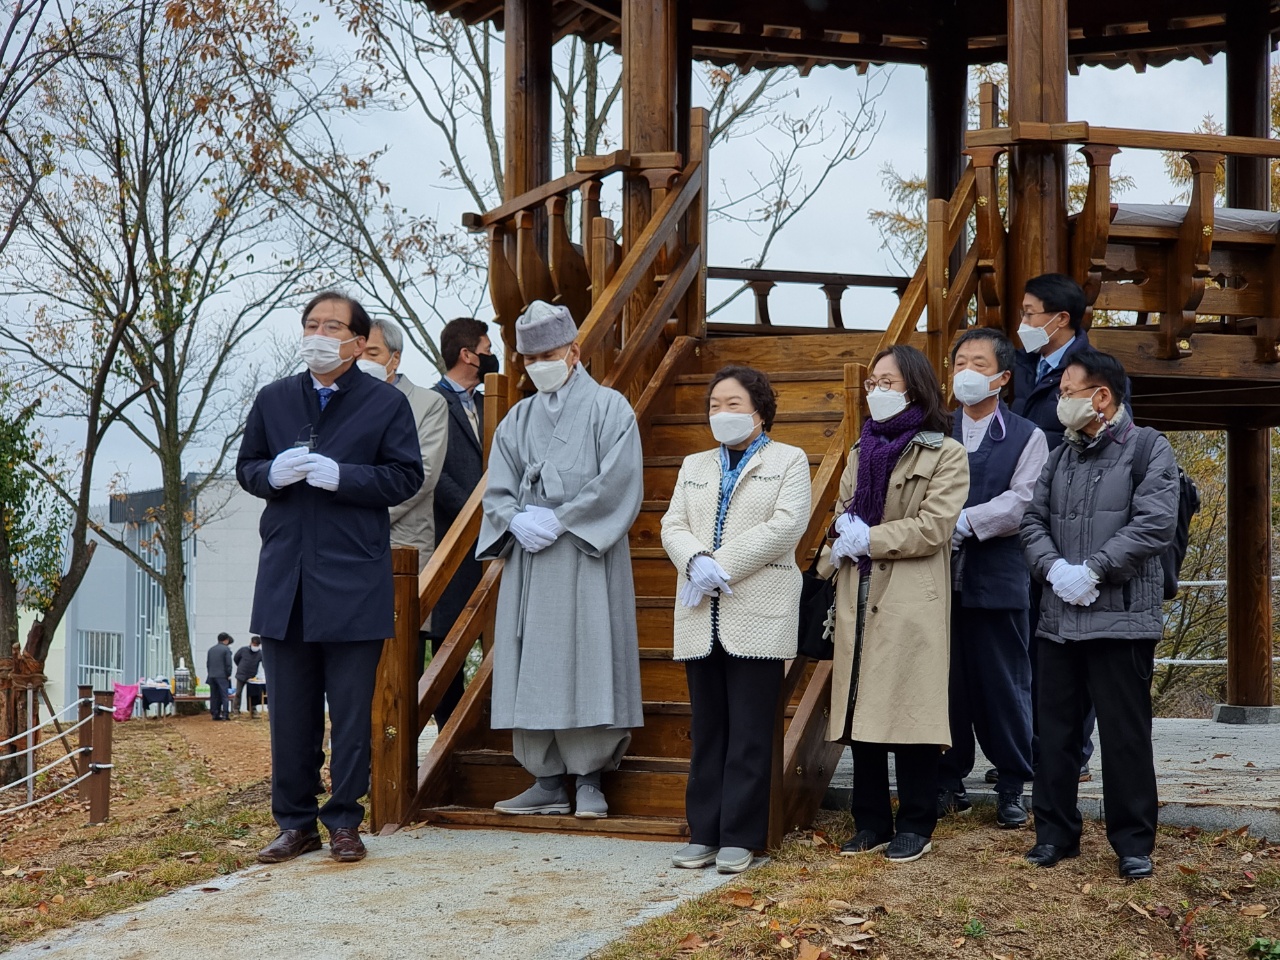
462,150,633,230
600,244,701,391
576,159,705,364
417,480,485,616
967,122,1280,159
417,560,502,731
707,267,911,290
794,430,847,566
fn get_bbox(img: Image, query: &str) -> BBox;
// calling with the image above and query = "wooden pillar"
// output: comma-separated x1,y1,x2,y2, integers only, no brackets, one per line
504,0,552,203
1005,0,1069,310
926,22,967,204
87,691,113,825
1220,1,1274,718
76,684,92,791
370,546,420,832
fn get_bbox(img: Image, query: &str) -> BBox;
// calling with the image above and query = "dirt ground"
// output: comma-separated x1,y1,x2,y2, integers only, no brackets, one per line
1,712,274,866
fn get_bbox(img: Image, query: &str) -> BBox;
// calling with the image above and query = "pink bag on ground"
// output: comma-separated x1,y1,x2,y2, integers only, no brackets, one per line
112,682,140,722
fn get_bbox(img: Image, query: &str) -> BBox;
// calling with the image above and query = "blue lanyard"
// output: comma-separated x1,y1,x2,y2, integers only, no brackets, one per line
714,434,770,549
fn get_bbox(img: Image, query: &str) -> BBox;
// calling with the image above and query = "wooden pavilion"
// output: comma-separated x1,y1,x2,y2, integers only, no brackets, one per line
367,0,1280,842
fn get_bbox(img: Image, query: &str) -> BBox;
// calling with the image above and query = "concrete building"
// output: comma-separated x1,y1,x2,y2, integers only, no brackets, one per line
59,475,263,709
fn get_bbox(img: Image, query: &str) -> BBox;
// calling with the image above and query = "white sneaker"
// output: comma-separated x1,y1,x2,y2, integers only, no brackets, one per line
715,847,754,874
493,781,571,815
672,844,719,869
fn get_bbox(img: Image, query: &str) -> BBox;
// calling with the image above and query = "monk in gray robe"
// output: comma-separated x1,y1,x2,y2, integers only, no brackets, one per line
478,301,644,818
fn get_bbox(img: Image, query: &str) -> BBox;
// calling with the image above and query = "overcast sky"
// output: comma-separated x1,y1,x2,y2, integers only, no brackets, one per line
92,26,1235,497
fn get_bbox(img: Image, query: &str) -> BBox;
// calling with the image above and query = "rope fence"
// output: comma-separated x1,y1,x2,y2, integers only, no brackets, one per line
1159,576,1280,668
0,685,115,823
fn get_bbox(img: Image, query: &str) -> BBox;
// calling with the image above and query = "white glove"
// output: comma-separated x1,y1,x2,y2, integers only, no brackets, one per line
1072,584,1101,607
952,509,973,551
509,510,556,553
1047,557,1071,587
299,452,340,491
1053,563,1098,605
833,514,870,563
268,447,310,489
678,580,705,608
524,505,566,541
687,555,732,597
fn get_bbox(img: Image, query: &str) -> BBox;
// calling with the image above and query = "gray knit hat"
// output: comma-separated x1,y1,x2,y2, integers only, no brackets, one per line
515,301,577,355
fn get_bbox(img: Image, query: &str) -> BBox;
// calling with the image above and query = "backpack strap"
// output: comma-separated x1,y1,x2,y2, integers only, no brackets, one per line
1130,426,1158,490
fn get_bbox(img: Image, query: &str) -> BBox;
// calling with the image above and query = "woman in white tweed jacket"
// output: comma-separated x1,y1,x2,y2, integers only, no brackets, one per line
661,366,811,874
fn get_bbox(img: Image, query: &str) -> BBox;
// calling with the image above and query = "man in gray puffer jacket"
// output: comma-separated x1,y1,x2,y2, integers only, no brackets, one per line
1020,349,1178,881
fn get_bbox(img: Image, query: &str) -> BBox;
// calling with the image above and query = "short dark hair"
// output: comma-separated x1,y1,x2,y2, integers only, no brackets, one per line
301,291,372,338
951,326,1016,372
217,632,233,643
1024,273,1085,331
1063,348,1128,404
869,344,951,433
440,317,490,369
706,365,777,431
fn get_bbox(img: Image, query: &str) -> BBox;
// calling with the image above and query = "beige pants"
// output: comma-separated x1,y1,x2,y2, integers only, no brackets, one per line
512,726,631,777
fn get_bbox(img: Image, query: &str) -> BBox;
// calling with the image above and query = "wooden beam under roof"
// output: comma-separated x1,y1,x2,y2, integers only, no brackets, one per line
690,30,930,66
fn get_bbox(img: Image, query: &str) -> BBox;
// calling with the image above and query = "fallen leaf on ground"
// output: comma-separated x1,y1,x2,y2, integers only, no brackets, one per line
1082,882,1093,894
199,886,222,893
1194,944,1211,959
1177,865,1199,875
1212,753,1231,759
227,840,248,848
1127,901,1153,920
953,937,966,948
1246,761,1256,767
97,871,132,885
2,866,21,877
827,899,853,911
676,933,708,952
721,889,755,908
51,895,64,905
35,902,49,915
1241,852,1254,863
778,936,795,949
833,915,869,926
796,940,828,960
1240,904,1270,917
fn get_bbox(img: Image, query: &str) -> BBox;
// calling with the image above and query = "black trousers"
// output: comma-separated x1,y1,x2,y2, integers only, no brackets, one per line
418,630,468,729
232,680,254,714
684,641,783,851
1029,582,1096,767
208,677,230,720
262,613,385,833
940,601,1034,795
1032,636,1158,857
849,741,940,839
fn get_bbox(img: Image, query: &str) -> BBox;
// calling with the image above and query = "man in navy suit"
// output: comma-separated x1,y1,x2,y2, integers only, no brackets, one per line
425,317,496,727
237,291,423,864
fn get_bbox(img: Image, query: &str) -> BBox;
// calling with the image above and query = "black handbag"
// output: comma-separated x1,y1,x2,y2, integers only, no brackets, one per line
797,553,836,660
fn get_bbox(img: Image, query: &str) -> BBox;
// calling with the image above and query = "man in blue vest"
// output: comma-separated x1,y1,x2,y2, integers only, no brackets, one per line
940,328,1048,828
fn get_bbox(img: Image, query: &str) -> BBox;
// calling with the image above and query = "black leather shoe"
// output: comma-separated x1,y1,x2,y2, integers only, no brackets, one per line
257,828,322,863
885,832,932,862
1024,842,1080,867
839,829,892,856
984,767,999,785
996,792,1028,828
1118,855,1153,879
937,787,972,818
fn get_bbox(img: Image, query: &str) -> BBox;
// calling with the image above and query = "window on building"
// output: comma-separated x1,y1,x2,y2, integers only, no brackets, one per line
77,630,123,692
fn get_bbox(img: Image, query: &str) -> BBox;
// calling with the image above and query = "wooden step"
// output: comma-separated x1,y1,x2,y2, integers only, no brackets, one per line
419,806,690,842
648,411,841,457
673,370,845,414
629,500,670,551
699,331,895,369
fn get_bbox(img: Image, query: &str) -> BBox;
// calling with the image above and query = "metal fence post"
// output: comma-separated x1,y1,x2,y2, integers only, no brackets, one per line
87,690,113,825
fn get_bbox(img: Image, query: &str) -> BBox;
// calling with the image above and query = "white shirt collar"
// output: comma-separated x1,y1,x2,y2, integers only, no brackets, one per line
309,374,339,392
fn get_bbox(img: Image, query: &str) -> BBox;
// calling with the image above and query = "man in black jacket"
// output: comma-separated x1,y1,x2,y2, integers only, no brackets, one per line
206,633,234,721
426,317,496,728
232,637,264,717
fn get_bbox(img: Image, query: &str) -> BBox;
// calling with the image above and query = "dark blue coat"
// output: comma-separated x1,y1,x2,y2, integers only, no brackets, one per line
236,365,424,643
429,380,485,638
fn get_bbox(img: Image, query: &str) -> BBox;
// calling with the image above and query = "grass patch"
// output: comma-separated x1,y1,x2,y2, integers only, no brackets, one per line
595,811,1280,960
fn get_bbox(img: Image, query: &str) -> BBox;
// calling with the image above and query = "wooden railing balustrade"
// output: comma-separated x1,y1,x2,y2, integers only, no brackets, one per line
705,267,910,331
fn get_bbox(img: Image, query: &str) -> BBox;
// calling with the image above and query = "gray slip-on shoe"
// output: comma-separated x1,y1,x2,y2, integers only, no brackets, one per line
715,847,754,874
493,781,571,815
574,782,609,819
672,843,719,869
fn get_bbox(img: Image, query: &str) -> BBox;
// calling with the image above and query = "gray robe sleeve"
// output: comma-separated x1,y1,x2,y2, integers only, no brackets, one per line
554,395,644,559
476,414,523,561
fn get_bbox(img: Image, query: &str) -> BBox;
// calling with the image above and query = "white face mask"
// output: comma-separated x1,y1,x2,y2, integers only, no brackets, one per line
1017,318,1054,353
709,411,758,446
300,334,353,375
356,358,389,382
866,386,909,422
1056,391,1100,431
525,356,572,393
952,368,1003,407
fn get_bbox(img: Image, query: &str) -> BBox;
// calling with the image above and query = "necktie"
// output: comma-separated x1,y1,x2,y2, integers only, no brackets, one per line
1037,358,1052,382
317,387,334,411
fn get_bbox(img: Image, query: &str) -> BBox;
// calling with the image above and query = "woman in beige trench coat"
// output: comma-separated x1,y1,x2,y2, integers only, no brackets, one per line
820,345,969,863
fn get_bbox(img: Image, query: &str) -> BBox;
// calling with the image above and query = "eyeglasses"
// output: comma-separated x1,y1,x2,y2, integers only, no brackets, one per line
1058,385,1100,401
864,377,903,392
302,319,352,336
1019,309,1052,321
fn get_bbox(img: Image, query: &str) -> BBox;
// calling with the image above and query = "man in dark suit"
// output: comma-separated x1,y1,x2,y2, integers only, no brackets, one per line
425,317,496,727
236,291,423,864
206,633,234,721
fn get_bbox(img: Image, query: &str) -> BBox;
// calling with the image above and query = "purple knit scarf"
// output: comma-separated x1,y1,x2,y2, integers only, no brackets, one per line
846,404,926,575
